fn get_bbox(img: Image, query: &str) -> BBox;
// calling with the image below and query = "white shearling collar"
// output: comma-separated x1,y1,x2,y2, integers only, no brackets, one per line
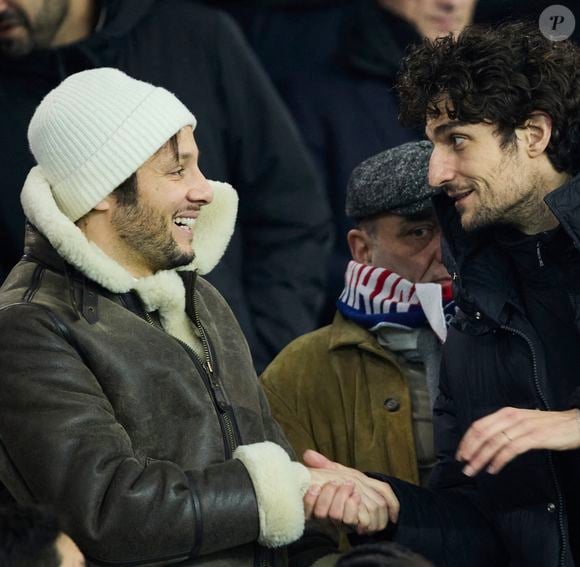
20,165,238,316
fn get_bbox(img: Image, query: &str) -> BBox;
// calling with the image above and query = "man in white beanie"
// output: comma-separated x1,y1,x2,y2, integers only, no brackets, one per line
0,0,332,375
0,68,396,566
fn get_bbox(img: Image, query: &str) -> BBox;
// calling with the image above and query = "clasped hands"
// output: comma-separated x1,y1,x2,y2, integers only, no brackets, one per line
302,449,399,535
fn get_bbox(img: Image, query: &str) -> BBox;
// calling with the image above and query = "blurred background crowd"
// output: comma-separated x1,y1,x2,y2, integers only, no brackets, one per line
0,0,577,373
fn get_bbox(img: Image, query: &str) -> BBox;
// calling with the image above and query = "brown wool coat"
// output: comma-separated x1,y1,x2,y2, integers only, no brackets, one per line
261,312,419,484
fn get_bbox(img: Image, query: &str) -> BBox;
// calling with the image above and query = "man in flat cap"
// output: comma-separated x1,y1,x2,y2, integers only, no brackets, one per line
262,141,454,486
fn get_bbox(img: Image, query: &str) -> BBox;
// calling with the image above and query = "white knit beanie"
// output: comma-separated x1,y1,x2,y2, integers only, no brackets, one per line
28,67,197,221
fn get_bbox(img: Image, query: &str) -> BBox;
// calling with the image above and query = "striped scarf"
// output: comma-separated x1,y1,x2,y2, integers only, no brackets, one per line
337,260,455,342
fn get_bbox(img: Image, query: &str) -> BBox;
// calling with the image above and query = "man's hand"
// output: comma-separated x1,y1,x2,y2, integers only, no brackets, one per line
457,407,580,476
303,449,399,535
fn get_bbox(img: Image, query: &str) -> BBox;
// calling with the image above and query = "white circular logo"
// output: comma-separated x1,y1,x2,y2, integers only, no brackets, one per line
539,4,576,41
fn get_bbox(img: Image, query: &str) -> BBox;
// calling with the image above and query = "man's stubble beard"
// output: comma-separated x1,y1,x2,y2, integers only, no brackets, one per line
460,153,547,234
111,200,194,274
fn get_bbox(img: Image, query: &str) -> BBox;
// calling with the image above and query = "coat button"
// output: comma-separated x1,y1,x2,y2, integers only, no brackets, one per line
547,503,556,513
474,311,482,320
384,398,400,412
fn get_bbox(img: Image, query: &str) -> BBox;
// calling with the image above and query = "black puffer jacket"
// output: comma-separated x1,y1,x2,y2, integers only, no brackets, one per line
0,0,332,372
360,176,580,567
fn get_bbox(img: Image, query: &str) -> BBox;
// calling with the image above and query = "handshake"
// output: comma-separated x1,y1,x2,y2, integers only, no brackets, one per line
302,450,399,535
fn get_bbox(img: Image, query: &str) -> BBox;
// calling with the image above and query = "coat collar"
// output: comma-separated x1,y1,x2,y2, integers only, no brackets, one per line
328,311,400,365
544,174,580,247
435,173,580,327
20,165,238,326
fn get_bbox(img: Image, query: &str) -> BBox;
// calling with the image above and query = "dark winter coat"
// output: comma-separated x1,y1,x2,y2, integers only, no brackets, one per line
0,0,332,372
358,176,580,566
208,0,421,319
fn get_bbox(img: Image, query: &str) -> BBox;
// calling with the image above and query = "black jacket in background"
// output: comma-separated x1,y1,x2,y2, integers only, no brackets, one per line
0,0,332,372
281,1,421,316
354,176,580,566
200,0,421,321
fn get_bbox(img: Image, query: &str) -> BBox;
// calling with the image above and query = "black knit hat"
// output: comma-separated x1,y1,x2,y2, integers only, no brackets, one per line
345,141,438,219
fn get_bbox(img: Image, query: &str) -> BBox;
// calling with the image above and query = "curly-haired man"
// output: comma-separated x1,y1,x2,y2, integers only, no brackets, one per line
306,21,580,567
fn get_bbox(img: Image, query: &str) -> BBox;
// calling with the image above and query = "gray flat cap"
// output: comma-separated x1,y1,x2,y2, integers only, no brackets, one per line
346,140,438,219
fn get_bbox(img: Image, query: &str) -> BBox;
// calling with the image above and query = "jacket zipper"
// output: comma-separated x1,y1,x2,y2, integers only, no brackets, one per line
141,295,270,566
188,291,271,567
190,289,238,457
501,324,568,567
140,306,237,458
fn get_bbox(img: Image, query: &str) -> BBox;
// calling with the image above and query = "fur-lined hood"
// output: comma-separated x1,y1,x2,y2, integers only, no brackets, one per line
20,165,238,319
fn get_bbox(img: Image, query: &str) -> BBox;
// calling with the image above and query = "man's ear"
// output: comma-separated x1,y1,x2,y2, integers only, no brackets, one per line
347,228,373,265
92,194,116,212
517,111,553,158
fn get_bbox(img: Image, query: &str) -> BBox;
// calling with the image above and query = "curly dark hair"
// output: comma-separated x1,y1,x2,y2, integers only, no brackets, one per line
397,21,580,175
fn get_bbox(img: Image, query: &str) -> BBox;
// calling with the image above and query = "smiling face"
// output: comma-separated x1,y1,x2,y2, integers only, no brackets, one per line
0,0,68,57
426,110,553,233
107,126,213,276
348,209,451,285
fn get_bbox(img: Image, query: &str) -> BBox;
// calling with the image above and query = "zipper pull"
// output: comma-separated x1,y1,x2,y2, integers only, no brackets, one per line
206,358,213,374
536,240,545,268
211,379,229,411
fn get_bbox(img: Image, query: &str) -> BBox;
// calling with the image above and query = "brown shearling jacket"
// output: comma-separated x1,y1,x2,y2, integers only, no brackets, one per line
0,227,307,567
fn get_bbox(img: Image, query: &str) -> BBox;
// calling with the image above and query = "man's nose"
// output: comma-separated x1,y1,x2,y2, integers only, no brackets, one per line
429,149,455,187
187,170,213,205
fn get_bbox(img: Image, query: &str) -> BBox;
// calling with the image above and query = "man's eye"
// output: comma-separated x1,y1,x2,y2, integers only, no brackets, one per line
171,167,186,177
408,227,433,238
451,135,466,148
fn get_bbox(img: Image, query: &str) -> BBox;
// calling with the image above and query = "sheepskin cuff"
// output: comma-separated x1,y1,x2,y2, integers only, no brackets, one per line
234,441,310,548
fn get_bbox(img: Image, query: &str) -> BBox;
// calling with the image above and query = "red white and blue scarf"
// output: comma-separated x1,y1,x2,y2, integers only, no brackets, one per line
337,261,455,342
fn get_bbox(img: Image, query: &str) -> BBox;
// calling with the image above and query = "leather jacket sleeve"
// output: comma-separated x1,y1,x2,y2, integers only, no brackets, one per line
0,303,260,565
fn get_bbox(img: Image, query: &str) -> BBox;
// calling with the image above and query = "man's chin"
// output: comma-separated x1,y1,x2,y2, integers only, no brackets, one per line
460,212,498,233
169,249,195,269
0,32,33,58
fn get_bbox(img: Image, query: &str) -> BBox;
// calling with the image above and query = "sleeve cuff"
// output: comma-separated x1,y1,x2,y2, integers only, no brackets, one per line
570,387,580,409
234,441,310,547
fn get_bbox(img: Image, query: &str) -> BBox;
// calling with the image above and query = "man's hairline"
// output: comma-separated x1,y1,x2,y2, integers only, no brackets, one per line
423,97,552,148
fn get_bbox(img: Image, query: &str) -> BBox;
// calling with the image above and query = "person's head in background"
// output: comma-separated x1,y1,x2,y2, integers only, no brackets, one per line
0,504,85,567
378,0,477,40
346,140,451,287
336,542,434,567
0,0,96,58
